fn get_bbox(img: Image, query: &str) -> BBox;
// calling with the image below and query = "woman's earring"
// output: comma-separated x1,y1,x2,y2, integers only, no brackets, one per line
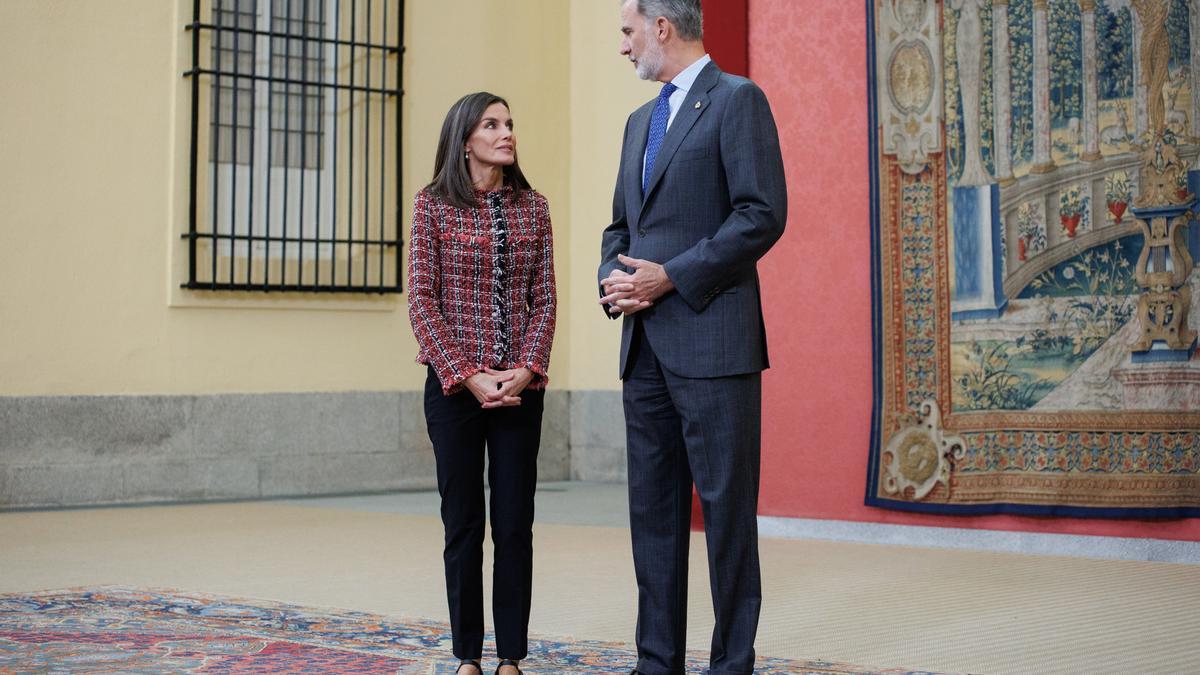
464,150,469,161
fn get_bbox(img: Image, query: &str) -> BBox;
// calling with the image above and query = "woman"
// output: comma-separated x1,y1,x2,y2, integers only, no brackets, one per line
408,92,556,675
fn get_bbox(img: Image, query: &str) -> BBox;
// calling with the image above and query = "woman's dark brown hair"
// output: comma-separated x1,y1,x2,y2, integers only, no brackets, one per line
427,92,532,209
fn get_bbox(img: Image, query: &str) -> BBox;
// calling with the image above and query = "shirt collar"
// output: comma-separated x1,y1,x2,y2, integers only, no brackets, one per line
669,54,711,95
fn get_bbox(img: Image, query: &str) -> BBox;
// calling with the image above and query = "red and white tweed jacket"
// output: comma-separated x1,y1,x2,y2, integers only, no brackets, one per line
408,186,557,395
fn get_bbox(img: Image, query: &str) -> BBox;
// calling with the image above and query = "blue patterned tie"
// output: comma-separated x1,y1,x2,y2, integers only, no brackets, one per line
643,82,678,193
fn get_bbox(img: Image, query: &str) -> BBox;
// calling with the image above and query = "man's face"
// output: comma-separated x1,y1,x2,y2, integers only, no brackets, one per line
619,0,663,81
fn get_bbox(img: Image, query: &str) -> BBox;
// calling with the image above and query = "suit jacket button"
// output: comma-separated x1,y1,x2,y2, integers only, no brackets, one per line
638,229,646,237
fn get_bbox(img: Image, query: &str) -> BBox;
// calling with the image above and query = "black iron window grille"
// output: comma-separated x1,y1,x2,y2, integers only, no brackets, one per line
184,0,404,293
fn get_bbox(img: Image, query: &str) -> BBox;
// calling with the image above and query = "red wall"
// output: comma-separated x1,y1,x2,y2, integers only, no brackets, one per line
750,0,1200,542
702,0,748,77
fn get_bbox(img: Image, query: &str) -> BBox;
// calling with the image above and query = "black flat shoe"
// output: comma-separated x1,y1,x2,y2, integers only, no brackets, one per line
456,659,481,674
496,658,523,674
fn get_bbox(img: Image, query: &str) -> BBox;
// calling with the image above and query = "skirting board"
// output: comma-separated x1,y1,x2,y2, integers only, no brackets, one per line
759,515,1200,564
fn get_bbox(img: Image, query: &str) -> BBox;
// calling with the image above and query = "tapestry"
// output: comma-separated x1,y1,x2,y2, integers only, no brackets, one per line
867,0,1200,516
0,587,947,674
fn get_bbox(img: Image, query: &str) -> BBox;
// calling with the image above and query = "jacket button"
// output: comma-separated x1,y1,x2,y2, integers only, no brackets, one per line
638,229,647,237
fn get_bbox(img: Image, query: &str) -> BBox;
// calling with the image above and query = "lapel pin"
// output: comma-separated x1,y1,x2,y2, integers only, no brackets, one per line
694,101,702,109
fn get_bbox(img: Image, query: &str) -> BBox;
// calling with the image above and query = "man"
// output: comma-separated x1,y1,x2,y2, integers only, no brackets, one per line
597,1,787,674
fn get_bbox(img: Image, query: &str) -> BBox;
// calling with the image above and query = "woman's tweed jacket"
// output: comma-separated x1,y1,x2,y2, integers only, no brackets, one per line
408,186,557,395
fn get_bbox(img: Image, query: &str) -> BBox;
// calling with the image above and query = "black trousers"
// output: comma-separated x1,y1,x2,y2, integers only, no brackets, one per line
423,367,543,661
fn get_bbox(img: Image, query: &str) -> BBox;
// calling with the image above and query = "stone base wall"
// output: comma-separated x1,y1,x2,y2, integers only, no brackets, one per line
0,390,622,508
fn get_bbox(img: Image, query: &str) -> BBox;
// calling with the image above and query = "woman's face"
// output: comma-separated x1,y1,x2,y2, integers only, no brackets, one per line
464,102,516,169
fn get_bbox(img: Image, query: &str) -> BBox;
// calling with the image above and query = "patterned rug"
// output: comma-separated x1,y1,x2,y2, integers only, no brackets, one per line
0,587,945,674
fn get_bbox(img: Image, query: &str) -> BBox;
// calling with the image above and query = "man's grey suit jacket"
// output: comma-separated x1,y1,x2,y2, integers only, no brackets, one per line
599,61,788,379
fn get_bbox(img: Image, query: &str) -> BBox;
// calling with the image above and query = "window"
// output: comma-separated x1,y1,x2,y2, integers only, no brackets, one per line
184,0,403,292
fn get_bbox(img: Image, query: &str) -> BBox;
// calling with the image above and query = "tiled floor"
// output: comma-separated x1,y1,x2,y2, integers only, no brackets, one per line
3,481,1199,674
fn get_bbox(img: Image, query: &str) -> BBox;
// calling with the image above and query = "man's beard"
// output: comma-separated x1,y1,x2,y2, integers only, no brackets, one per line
636,39,664,81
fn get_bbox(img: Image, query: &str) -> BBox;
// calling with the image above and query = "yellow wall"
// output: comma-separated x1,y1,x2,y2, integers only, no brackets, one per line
566,0,658,389
0,0,647,396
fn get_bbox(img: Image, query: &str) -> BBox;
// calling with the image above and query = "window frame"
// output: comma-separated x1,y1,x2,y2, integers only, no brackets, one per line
182,0,404,294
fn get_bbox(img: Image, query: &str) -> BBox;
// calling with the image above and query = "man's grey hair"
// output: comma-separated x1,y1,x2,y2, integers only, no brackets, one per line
635,0,704,41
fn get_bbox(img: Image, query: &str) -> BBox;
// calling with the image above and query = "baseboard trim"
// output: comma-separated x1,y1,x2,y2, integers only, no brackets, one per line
758,515,1200,564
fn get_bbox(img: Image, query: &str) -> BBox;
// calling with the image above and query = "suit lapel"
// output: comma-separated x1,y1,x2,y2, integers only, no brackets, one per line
642,61,720,204
625,104,652,228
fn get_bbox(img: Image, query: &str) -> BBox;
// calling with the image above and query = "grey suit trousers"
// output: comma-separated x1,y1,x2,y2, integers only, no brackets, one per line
623,318,762,675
